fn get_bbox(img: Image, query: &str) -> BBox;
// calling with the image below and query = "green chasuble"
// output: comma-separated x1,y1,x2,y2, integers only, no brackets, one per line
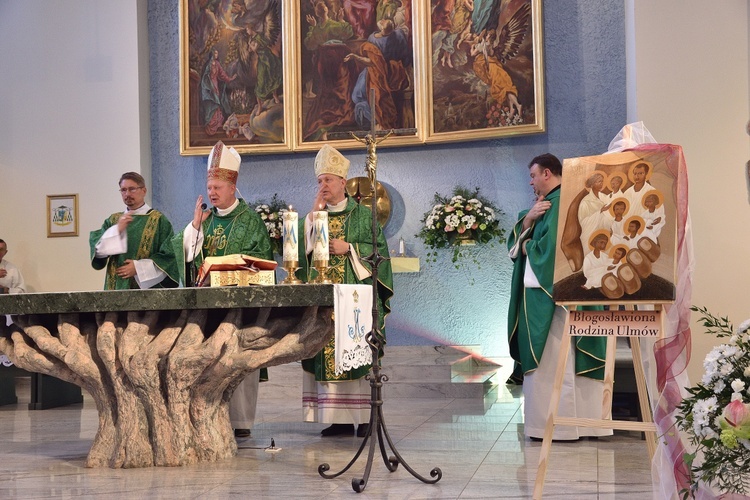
174,199,273,381
297,196,394,382
89,210,180,290
174,199,274,286
507,187,606,380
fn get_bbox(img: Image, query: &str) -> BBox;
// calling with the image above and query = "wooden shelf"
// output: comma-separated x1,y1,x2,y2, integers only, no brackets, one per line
391,256,420,273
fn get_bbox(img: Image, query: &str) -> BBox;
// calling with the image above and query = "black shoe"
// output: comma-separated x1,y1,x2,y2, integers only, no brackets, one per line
320,424,354,436
234,428,251,438
356,424,369,437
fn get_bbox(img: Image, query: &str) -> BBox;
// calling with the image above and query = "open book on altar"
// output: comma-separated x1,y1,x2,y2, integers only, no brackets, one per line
196,254,278,287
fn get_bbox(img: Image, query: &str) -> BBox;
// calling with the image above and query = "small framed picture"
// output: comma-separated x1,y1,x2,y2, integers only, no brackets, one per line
47,194,79,238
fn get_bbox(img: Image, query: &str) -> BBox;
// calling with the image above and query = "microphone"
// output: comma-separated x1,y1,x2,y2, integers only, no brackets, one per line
190,202,209,286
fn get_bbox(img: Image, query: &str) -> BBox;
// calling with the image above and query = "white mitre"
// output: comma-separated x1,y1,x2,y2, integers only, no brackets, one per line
314,144,350,179
207,141,241,183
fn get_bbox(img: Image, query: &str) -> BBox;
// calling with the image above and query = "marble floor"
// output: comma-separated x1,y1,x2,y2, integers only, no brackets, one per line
0,359,654,499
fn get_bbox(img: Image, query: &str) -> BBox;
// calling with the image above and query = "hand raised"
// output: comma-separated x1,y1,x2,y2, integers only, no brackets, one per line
117,213,133,233
192,195,209,230
522,195,551,230
312,189,326,213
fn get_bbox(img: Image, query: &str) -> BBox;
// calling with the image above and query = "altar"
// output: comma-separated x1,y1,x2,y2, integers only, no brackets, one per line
0,285,334,468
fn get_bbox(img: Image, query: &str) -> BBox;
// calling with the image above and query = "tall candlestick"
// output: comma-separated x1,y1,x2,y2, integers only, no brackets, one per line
312,211,329,263
282,206,298,263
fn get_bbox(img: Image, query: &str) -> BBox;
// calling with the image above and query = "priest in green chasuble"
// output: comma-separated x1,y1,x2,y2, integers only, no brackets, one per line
90,172,179,290
507,153,609,440
177,141,273,439
297,144,394,437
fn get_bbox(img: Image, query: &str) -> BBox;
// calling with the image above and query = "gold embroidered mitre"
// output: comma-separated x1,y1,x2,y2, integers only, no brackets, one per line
207,141,241,184
314,144,350,179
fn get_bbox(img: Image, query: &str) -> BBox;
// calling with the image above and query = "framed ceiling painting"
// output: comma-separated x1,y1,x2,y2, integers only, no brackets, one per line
179,0,294,155
424,0,545,144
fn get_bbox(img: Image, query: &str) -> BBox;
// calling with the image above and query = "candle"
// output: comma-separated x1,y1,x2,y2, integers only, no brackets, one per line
398,236,405,256
282,206,298,263
312,211,329,262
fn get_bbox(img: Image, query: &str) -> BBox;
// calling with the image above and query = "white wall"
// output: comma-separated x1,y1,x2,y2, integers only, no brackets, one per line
629,1,750,382
0,0,150,292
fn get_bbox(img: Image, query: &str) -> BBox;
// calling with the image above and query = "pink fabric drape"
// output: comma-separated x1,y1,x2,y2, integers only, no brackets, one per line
628,144,693,497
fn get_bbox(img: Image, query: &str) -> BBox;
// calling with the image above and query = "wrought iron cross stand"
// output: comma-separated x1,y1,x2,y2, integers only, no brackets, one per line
317,91,443,492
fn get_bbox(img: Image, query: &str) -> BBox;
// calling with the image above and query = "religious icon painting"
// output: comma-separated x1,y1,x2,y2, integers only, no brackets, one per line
179,0,293,155
178,0,547,155
293,0,423,151
552,146,682,304
425,0,545,144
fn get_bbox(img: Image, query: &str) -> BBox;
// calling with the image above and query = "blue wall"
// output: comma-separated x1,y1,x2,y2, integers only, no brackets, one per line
148,0,625,357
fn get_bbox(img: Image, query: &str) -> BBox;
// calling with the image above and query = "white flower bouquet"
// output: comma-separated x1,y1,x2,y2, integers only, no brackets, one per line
417,186,505,267
253,193,288,257
677,306,750,497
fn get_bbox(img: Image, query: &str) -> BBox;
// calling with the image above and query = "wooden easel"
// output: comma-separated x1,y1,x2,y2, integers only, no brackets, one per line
532,304,664,499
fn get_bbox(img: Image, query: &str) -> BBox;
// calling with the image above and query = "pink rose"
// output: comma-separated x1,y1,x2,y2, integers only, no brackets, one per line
445,226,454,232
471,223,478,229
457,226,466,234
445,206,455,212
721,400,750,429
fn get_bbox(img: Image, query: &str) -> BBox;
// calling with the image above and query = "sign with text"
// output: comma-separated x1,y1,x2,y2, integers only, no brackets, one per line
568,309,661,337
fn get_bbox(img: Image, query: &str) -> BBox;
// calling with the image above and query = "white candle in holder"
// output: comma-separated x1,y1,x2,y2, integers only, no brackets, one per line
282,206,298,263
312,211,329,262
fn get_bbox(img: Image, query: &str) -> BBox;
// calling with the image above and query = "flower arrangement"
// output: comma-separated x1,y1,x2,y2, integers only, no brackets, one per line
676,306,750,498
253,193,288,257
416,186,505,267
486,103,524,127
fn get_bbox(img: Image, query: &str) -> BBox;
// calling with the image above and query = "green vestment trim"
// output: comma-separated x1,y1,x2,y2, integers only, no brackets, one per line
297,197,394,382
89,209,180,291
172,199,273,380
506,187,606,380
173,199,274,286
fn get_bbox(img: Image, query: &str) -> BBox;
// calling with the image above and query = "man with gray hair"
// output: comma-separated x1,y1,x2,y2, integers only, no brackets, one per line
297,144,393,437
179,141,273,440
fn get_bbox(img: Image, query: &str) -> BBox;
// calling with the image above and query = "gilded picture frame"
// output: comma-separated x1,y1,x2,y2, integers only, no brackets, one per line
179,0,295,155
178,0,544,155
425,0,545,143
291,0,426,151
47,194,79,238
552,150,677,305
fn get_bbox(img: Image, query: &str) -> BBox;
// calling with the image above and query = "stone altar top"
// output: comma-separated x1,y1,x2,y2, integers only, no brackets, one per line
0,283,336,468
0,284,335,315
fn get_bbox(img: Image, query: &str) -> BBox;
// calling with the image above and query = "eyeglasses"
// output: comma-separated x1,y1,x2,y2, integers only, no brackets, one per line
119,187,143,194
